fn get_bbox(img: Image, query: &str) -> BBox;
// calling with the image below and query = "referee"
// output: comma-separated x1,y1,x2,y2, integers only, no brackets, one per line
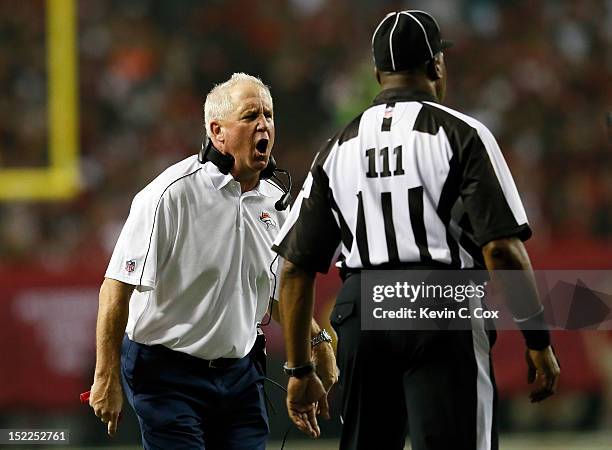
273,10,560,450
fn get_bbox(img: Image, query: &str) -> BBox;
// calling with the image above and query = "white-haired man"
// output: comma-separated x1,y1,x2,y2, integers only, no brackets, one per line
89,73,337,449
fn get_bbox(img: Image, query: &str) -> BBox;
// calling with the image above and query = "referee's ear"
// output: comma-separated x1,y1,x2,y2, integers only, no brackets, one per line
374,67,382,85
428,53,444,81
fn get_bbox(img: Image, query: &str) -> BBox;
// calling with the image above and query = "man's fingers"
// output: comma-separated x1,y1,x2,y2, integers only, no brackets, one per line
540,364,560,399
286,376,328,438
529,372,554,402
530,379,548,401
302,411,316,437
530,387,553,403
99,411,111,424
288,410,308,434
318,394,330,420
530,353,560,402
93,408,121,436
288,405,316,437
526,348,561,403
306,405,320,438
107,414,119,437
287,410,300,427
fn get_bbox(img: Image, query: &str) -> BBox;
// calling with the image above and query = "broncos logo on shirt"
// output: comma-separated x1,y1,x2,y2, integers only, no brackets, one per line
259,211,276,229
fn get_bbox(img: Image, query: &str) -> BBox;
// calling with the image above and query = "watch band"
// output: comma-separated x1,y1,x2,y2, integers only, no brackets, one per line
283,361,315,378
514,307,550,350
311,329,332,347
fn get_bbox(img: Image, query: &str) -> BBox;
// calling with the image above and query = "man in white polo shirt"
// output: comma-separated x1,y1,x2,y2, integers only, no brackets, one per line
88,73,337,449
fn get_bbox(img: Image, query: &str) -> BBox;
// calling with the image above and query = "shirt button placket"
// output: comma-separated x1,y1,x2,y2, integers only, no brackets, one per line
232,183,242,230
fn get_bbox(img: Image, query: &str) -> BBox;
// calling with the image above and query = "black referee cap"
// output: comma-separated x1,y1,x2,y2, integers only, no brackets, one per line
372,10,453,72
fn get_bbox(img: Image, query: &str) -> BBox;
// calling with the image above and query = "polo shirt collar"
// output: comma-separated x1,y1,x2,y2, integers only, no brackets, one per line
254,183,273,197
203,161,272,197
204,161,234,191
372,88,438,106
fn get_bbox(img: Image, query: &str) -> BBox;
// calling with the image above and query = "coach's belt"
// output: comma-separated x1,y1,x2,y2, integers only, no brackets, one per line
206,357,241,369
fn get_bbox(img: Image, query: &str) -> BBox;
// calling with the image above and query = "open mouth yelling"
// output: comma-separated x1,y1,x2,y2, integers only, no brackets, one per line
255,138,269,158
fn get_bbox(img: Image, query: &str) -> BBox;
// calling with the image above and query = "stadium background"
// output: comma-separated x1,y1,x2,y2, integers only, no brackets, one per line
0,0,611,448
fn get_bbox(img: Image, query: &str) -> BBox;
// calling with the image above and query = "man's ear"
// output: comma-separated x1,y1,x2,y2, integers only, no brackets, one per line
428,53,444,80
374,67,381,85
210,121,224,146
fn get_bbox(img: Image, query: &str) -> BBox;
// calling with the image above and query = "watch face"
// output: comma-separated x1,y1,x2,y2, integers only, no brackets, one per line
311,329,332,347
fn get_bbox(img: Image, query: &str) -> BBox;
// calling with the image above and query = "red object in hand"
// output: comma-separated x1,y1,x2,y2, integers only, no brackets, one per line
80,390,90,404
80,389,122,423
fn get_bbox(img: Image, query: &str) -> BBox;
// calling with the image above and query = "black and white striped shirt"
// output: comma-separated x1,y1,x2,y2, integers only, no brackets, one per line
273,89,531,273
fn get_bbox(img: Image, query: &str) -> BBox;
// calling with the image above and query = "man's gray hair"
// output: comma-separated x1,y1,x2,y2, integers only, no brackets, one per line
204,73,273,137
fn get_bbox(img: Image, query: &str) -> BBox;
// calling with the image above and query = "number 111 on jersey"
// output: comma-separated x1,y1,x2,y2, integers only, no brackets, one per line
366,146,405,178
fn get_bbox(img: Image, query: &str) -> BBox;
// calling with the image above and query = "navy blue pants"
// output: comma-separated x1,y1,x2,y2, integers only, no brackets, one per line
120,335,269,450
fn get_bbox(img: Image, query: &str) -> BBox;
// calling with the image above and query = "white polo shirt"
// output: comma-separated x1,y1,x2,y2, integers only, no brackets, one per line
105,155,287,359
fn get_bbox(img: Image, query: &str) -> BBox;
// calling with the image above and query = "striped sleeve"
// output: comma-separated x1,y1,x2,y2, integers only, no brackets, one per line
459,125,532,246
272,147,341,274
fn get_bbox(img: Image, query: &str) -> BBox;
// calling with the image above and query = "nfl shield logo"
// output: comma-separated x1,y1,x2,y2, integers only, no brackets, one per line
125,260,136,273
383,105,394,119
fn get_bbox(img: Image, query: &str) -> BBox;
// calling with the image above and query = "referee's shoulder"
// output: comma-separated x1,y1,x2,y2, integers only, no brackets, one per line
337,111,365,146
314,112,365,165
421,101,497,141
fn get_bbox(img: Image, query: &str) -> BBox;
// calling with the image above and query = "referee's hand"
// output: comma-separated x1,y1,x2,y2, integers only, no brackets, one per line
286,374,329,438
526,346,560,403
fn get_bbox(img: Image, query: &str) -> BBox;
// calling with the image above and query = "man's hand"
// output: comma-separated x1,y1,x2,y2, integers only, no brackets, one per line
312,343,338,392
286,374,329,438
89,375,123,436
526,346,560,403
92,278,132,437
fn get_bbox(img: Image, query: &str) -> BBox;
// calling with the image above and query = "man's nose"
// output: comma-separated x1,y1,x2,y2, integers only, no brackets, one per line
256,116,269,132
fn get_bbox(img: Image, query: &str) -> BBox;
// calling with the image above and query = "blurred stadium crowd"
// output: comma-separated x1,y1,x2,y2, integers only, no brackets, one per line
0,0,610,270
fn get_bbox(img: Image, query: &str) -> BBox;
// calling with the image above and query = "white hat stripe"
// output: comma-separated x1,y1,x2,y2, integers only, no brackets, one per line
388,13,401,71
404,9,441,33
400,12,434,59
371,12,395,47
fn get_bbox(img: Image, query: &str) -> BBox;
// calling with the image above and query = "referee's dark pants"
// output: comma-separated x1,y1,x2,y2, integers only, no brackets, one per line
331,272,499,450
120,335,269,450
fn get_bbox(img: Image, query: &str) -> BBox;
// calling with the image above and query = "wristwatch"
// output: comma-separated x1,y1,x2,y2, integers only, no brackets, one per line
311,329,332,347
283,361,315,378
